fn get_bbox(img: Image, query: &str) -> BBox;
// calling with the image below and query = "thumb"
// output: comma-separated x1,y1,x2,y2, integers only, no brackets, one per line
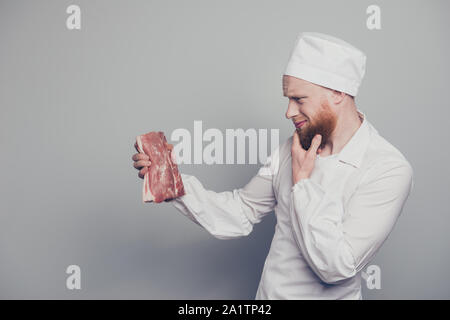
311,134,322,151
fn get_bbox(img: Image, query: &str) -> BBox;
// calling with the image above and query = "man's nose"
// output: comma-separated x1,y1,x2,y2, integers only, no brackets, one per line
285,100,298,119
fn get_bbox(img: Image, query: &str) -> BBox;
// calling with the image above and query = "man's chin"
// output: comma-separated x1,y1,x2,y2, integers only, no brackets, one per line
296,129,317,150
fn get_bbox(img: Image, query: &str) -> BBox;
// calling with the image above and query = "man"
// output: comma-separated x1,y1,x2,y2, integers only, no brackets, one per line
132,32,414,299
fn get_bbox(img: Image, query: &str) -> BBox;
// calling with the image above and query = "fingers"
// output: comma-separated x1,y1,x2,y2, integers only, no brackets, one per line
132,153,149,161
292,130,298,140
134,159,152,169
292,130,299,150
133,143,150,179
138,167,148,179
292,130,306,154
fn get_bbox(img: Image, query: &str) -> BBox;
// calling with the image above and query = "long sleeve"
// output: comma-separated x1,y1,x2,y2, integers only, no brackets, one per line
289,159,414,284
170,147,280,240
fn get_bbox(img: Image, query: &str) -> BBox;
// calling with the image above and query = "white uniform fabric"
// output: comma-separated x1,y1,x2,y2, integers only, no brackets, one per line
171,110,414,299
284,32,367,96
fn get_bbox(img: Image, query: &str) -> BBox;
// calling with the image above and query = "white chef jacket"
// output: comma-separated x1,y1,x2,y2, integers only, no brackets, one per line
171,109,414,299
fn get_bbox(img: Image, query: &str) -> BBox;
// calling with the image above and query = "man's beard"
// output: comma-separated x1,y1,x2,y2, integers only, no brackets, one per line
296,99,337,151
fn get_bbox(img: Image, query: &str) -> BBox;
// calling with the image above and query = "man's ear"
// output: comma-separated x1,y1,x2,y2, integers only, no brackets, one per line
331,90,346,104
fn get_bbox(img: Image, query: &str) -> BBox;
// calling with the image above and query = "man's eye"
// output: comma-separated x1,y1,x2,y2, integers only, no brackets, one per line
289,97,303,103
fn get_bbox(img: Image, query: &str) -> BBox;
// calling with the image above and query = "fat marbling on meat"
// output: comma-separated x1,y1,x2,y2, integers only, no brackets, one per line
135,131,185,203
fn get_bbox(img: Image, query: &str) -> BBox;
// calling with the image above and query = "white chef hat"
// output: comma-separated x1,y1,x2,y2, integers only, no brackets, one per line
284,32,367,97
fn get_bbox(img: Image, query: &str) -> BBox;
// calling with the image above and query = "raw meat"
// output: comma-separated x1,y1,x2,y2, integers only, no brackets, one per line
135,131,185,203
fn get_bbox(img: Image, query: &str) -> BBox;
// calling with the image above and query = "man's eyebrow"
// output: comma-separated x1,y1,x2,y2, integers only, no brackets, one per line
283,93,308,99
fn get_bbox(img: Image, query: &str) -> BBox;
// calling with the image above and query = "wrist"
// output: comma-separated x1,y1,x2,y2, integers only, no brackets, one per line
293,174,309,184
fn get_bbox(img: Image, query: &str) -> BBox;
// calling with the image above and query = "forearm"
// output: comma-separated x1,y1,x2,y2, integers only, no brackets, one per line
171,174,255,240
290,178,356,283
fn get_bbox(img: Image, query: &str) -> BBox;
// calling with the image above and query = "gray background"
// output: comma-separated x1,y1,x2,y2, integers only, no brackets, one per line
0,0,448,299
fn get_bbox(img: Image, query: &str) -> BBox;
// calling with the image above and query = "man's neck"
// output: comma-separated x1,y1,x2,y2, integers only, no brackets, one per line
321,109,363,156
